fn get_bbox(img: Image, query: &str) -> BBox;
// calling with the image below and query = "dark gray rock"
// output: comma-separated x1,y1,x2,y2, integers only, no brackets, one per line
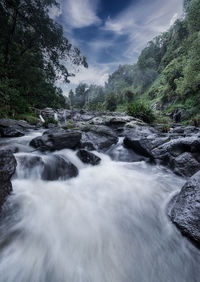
77,150,101,165
0,127,24,138
107,141,148,163
172,152,200,177
41,155,78,181
16,154,78,181
30,130,82,151
43,127,65,135
168,171,200,247
0,119,34,129
0,150,17,208
123,135,168,159
81,126,118,151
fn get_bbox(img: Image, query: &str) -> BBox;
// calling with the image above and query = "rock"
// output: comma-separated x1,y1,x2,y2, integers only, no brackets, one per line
41,155,78,181
43,127,65,135
0,119,34,129
77,150,101,165
16,154,78,181
81,126,118,151
0,127,24,137
0,150,17,208
123,132,168,159
168,171,200,247
30,130,82,151
0,144,32,154
172,152,200,177
107,142,148,162
89,115,142,127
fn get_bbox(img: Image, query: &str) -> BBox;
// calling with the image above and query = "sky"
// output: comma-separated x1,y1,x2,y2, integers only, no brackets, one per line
49,0,183,94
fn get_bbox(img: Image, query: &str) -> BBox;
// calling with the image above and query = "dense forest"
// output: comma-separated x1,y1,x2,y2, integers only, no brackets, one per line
0,0,87,118
1,0,200,125
69,0,200,124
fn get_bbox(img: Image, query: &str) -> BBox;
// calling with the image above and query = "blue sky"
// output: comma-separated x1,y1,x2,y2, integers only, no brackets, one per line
50,0,183,93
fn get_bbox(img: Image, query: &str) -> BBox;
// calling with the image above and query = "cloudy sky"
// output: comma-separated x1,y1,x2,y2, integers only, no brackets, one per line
50,0,183,94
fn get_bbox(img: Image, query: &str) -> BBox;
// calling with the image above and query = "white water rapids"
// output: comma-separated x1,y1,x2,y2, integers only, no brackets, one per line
0,131,200,282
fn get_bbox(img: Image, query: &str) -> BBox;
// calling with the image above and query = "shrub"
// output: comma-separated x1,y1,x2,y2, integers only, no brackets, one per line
127,101,155,123
43,117,58,128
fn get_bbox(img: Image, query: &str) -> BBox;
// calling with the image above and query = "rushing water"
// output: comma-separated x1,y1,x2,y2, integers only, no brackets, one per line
0,132,200,282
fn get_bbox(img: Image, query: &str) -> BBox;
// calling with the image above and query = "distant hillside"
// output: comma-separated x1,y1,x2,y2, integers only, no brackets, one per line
70,0,200,124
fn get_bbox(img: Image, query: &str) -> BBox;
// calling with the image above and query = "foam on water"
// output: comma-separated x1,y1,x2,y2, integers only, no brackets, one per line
0,135,200,282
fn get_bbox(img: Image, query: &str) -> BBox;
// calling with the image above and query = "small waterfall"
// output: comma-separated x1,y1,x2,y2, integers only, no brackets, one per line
54,112,58,121
39,115,45,123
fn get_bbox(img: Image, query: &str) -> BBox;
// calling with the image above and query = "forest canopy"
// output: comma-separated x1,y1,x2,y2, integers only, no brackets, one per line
0,0,87,117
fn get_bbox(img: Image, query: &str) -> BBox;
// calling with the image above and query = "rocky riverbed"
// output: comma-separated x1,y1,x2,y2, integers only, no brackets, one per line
0,109,200,266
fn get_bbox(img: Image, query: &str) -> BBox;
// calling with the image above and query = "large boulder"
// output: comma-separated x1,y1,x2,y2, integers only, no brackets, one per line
0,118,35,138
0,127,24,137
81,126,118,151
29,129,82,151
41,155,78,181
0,150,17,208
0,119,34,129
123,127,200,177
168,171,200,248
77,150,101,165
16,154,78,181
172,152,200,177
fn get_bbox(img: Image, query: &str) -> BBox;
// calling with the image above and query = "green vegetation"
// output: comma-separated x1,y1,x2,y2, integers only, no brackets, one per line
0,0,87,118
43,117,58,128
127,102,155,123
69,0,200,124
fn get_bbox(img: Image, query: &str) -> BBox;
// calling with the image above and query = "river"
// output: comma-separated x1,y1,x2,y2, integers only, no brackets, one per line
0,131,200,282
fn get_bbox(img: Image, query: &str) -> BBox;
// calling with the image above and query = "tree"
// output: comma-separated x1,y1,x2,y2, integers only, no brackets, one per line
105,92,117,111
0,0,87,116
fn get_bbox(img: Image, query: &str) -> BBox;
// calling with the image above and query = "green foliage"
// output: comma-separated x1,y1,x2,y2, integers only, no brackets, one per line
105,92,117,111
127,101,155,123
15,113,40,125
0,0,87,117
43,117,58,128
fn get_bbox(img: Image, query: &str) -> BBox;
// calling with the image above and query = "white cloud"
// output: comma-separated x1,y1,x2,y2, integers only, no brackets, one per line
61,0,101,28
69,65,109,86
48,5,62,19
102,0,183,59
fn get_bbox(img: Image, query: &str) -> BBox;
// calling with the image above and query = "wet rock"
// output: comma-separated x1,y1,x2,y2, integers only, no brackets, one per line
77,150,101,165
30,130,82,151
168,171,200,248
41,155,78,181
107,141,148,162
123,134,168,159
0,127,24,138
172,152,200,177
0,150,17,208
43,127,65,135
16,154,78,181
0,144,32,154
81,126,118,151
0,119,34,130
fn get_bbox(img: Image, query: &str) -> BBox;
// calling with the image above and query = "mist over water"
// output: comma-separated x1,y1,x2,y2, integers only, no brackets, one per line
0,133,200,282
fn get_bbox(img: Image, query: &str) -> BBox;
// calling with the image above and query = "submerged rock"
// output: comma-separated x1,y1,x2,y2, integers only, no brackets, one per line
41,155,78,181
0,150,17,208
77,150,101,165
16,154,78,181
168,171,200,248
30,130,82,151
